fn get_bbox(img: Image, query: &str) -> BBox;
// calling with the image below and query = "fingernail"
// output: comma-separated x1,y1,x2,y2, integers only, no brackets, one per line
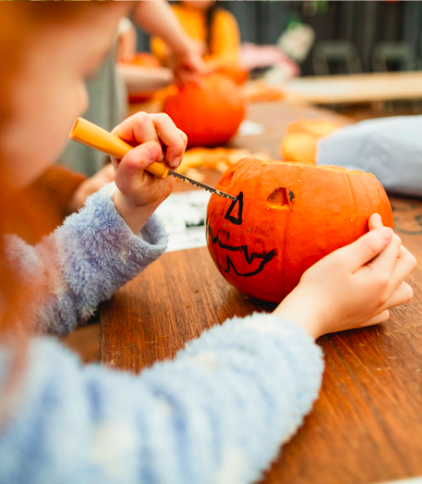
144,142,162,161
170,155,182,169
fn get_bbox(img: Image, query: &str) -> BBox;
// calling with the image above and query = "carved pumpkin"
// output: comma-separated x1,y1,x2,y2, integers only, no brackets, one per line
281,118,342,164
162,74,245,147
206,158,394,303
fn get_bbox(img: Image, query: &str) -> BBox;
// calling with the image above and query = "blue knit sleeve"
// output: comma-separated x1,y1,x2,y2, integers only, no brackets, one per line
4,183,167,336
0,313,323,484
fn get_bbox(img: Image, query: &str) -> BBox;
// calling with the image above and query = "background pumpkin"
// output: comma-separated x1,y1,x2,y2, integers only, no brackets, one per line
280,118,342,164
206,158,394,303
162,74,245,147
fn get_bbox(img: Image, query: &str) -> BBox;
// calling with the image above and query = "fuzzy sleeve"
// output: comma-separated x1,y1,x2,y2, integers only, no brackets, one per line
4,183,167,336
0,313,324,484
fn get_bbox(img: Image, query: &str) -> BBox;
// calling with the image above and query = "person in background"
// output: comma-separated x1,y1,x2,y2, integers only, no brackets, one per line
57,0,204,178
151,0,241,71
0,3,416,484
26,0,206,238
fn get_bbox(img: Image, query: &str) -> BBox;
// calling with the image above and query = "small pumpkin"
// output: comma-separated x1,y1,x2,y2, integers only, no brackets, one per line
281,118,342,164
206,158,393,303
162,74,245,147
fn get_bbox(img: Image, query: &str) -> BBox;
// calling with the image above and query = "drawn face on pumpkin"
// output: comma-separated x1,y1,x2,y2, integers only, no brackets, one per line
206,191,281,278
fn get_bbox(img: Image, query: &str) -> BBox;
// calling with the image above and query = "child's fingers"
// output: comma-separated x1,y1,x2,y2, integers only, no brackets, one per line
380,281,414,311
368,213,383,231
338,227,393,273
364,232,402,277
112,112,159,146
361,310,390,327
386,246,417,292
120,141,163,174
148,113,187,168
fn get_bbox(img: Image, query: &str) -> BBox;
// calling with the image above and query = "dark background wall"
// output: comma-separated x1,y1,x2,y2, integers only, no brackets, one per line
135,1,422,76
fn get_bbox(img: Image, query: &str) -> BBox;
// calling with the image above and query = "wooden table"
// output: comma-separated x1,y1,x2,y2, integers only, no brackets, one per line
286,71,422,105
100,101,422,484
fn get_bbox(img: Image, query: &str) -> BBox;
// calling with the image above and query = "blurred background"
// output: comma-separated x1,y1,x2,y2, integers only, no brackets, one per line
135,1,422,77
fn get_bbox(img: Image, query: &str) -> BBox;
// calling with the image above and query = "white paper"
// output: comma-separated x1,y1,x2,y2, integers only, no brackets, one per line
155,190,211,252
238,119,265,136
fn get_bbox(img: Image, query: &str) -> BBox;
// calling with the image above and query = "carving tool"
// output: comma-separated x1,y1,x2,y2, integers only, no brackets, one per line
69,118,237,201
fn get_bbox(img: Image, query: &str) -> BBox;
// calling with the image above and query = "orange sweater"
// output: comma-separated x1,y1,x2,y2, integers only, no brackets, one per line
151,4,240,68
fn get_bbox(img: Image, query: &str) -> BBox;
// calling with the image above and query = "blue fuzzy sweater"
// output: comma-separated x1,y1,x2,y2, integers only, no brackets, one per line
0,184,324,484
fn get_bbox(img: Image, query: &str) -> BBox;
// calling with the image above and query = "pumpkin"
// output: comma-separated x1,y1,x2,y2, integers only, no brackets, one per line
281,118,342,164
162,74,245,147
206,158,394,303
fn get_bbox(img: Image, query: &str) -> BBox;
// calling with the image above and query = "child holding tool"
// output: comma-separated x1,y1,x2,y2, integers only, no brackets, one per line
0,3,416,484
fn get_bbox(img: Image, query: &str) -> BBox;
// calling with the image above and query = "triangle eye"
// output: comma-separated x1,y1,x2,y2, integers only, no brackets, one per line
224,192,243,225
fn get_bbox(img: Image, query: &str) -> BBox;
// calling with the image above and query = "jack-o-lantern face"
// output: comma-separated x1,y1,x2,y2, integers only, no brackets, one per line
207,192,278,277
206,158,394,303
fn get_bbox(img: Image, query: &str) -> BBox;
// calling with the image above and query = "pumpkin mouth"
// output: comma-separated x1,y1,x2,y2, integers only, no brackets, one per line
207,222,276,277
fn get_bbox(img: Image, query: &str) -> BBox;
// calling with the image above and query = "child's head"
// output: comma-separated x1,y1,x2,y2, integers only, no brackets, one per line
0,3,128,340
0,2,128,189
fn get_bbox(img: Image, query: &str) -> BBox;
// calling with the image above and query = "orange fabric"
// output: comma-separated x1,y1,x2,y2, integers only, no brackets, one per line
151,4,240,68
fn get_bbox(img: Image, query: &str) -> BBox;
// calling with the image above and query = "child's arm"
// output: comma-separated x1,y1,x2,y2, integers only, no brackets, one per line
5,113,186,336
0,217,415,483
0,313,323,484
131,0,206,85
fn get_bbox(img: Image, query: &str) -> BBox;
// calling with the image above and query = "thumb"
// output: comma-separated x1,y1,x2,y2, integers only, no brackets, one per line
337,227,393,272
121,141,163,172
368,213,384,231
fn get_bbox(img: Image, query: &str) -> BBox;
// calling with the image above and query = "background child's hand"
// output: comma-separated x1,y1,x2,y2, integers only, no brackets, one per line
111,112,187,233
170,38,209,85
274,214,416,339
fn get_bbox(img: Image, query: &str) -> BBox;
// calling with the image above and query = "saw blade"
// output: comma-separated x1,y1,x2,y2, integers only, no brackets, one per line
168,170,237,201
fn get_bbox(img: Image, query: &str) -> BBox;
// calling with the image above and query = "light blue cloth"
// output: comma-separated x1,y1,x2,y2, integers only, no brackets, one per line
0,183,324,484
317,115,422,197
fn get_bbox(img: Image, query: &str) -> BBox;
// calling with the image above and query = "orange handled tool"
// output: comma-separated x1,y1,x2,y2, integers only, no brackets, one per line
69,117,168,179
69,117,237,200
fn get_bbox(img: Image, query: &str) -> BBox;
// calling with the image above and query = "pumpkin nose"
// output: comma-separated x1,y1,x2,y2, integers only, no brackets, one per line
224,192,243,225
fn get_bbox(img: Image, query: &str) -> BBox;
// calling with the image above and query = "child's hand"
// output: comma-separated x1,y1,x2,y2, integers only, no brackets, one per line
170,39,209,85
111,112,187,233
274,214,417,339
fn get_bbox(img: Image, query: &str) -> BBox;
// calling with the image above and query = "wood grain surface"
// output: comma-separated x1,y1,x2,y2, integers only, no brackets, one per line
100,197,422,484
100,101,422,484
